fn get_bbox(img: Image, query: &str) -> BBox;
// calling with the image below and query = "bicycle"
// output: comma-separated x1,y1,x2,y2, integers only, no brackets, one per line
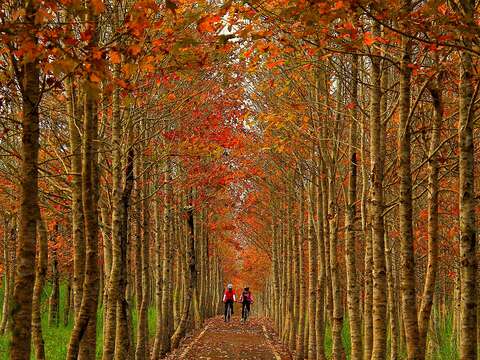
241,302,250,323
226,301,233,322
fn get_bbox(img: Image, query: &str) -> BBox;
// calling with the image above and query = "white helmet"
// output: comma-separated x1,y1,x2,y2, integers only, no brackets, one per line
227,283,233,290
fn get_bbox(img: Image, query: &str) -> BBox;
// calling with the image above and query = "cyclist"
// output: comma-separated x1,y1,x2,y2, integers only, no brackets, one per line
239,287,254,322
223,283,236,322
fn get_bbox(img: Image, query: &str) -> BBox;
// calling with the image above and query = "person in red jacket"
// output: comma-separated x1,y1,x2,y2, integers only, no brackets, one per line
239,287,254,322
223,283,236,321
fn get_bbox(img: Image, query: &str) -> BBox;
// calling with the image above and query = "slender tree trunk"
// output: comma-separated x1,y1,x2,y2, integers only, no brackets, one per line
0,217,12,335
115,139,135,360
49,224,60,327
66,15,101,356
151,190,165,360
458,2,477,357
329,171,344,360
103,64,123,360
369,17,387,360
64,277,72,326
345,54,362,360
398,3,420,357
296,184,306,359
32,217,48,360
171,204,196,350
67,77,86,319
307,174,317,360
385,230,398,360
316,158,326,360
9,0,41,356
417,82,442,359
362,115,373,360
136,167,151,360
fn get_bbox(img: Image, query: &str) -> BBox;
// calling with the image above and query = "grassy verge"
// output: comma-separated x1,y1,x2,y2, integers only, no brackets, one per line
0,283,460,359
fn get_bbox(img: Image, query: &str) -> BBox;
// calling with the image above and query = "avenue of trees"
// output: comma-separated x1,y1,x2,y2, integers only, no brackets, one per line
1,0,480,360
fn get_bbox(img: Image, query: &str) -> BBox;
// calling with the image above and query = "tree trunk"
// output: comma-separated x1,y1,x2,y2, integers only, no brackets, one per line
398,3,420,358
458,2,477,358
369,17,387,360
345,54,362,360
295,184,306,359
49,224,60,327
66,15,101,356
32,217,48,360
9,0,41,356
171,204,196,350
103,64,123,360
67,77,86,319
135,167,151,360
0,217,12,335
417,80,442,359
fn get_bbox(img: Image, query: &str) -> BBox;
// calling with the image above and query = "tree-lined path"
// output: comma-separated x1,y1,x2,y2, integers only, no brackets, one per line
1,0,480,360
165,316,290,360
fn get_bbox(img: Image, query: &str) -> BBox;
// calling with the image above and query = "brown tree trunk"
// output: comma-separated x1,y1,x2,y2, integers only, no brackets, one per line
67,76,86,319
417,80,442,359
103,64,123,360
345,54,362,360
9,0,41,357
135,170,151,360
66,13,101,356
171,204,196,350
398,3,420,358
458,2,477,358
385,230,399,360
369,17,387,360
295,184,306,359
49,224,60,327
0,217,13,335
307,172,317,360
32,217,48,360
329,171,344,360
64,277,72,326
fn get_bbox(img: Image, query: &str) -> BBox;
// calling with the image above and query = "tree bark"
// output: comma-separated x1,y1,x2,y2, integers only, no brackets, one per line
369,17,387,360
170,204,196,350
66,15,101,356
9,0,41,357
417,80,442,359
458,2,477,358
345,54,362,360
32,217,48,360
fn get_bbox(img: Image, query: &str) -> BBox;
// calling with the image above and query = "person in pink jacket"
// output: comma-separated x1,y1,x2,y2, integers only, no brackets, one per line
239,287,254,322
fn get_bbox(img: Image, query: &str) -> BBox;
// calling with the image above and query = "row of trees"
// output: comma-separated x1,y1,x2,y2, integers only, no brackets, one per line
1,0,480,359
1,0,248,359
234,1,480,359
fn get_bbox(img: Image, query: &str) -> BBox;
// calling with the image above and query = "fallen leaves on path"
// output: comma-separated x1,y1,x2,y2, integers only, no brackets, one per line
163,316,291,360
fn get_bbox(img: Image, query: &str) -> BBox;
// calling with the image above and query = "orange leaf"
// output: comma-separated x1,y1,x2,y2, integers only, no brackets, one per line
129,44,141,56
110,51,121,64
334,1,344,10
91,0,105,15
198,15,220,33
266,59,285,69
90,72,101,83
363,31,376,46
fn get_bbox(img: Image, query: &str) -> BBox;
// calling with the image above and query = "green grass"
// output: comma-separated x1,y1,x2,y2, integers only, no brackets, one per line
0,282,157,360
0,283,462,359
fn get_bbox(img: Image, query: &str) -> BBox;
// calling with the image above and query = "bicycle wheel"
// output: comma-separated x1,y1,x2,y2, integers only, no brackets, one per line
227,303,232,322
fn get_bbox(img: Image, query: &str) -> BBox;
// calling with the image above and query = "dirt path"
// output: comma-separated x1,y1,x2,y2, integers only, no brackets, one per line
164,316,292,360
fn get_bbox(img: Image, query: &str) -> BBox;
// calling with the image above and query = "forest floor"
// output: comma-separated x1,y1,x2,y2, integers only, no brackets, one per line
164,316,292,360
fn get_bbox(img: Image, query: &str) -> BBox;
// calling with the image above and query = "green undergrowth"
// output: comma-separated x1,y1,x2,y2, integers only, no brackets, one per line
0,283,460,359
0,283,156,360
